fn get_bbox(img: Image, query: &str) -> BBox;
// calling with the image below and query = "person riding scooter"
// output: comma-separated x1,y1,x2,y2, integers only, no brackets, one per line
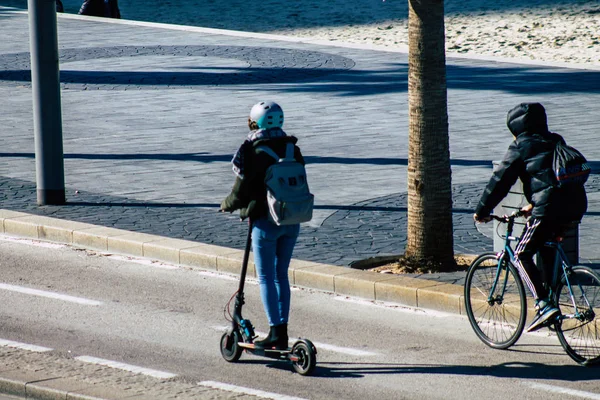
220,101,306,349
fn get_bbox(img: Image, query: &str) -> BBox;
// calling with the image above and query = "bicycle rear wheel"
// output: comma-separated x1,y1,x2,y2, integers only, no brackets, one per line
464,253,527,349
554,266,600,366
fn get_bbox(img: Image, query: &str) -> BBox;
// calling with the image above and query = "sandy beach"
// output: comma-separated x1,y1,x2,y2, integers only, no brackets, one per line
1,0,599,66
281,2,600,66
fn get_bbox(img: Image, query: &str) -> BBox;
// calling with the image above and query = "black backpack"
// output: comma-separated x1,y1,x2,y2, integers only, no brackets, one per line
553,140,591,187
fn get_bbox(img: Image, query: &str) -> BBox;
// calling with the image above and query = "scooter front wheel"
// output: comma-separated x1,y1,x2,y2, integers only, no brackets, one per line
220,330,243,362
290,340,317,375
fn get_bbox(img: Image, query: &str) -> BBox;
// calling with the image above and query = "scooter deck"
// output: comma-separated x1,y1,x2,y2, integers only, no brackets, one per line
238,342,291,353
237,342,297,361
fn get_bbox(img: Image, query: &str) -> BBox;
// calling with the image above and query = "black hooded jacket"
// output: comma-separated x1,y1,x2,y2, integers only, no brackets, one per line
476,103,587,221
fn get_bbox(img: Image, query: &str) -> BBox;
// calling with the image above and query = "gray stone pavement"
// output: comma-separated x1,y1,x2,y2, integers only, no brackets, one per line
1,8,600,283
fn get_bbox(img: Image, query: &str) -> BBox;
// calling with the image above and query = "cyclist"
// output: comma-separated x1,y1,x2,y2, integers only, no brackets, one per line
473,102,587,332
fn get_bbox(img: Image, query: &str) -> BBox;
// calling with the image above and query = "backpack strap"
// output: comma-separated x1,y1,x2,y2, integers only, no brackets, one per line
256,145,280,161
285,143,295,159
256,143,296,162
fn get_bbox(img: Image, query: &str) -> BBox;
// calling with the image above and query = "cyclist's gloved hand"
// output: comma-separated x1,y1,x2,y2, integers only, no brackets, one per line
473,213,492,223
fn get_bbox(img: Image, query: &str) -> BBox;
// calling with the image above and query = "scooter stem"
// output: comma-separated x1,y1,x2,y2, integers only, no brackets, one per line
232,219,255,340
236,219,253,296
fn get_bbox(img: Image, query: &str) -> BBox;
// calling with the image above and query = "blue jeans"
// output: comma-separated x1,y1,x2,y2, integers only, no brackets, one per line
252,218,300,326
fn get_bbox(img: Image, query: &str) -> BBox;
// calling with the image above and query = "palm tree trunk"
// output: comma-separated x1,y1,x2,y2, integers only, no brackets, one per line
406,0,454,267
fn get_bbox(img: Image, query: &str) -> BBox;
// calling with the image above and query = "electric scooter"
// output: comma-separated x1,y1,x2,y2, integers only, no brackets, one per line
219,220,317,376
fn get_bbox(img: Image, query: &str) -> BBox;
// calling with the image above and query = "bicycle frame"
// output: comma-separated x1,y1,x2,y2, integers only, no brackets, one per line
492,212,594,324
488,216,518,305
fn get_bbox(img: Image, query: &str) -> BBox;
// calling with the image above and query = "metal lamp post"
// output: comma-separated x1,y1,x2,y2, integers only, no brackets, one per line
28,0,65,205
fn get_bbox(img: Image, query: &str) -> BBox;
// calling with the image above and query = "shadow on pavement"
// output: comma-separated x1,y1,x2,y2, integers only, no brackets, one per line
1,47,600,97
2,152,600,176
309,360,599,379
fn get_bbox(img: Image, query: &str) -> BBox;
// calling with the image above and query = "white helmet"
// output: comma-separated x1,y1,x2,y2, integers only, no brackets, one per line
249,101,284,129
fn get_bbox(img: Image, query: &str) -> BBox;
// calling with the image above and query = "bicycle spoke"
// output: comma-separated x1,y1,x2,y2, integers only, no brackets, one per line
474,285,487,298
465,254,527,349
555,266,600,365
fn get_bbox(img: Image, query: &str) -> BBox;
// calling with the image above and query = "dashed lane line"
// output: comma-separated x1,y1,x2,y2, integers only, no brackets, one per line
0,283,103,306
198,381,308,400
75,355,177,379
0,339,176,379
529,383,600,399
0,338,306,399
0,338,53,352
309,341,377,357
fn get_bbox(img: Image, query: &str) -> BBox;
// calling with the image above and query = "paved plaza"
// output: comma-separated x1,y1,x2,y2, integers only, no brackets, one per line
2,7,600,399
1,7,600,273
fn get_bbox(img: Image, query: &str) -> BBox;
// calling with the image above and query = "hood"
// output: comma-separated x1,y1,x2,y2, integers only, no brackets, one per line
506,103,549,137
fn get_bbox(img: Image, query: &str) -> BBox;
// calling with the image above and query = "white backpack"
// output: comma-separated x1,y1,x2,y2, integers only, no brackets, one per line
256,143,314,226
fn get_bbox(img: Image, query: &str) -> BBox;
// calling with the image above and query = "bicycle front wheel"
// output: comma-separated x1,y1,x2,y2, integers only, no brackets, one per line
554,266,600,366
464,253,527,349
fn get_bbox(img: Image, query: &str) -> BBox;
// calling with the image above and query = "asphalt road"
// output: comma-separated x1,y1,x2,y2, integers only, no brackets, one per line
1,234,599,400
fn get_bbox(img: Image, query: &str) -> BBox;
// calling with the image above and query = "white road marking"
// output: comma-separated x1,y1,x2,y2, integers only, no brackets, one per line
75,356,177,379
0,283,103,306
0,338,53,352
212,325,233,332
105,254,180,270
198,381,308,400
0,235,66,249
106,254,254,283
529,383,600,399
212,325,377,356
334,295,455,317
309,341,376,357
197,270,239,281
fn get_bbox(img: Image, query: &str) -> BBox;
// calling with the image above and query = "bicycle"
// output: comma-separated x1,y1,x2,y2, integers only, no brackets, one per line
464,210,600,366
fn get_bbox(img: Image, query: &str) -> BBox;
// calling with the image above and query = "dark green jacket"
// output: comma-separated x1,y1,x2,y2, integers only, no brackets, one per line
221,136,304,220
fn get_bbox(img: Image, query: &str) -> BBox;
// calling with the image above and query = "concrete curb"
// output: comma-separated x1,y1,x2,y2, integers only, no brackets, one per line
0,209,466,315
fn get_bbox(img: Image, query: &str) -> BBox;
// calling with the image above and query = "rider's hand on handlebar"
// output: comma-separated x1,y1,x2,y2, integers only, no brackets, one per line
520,204,533,217
473,213,492,223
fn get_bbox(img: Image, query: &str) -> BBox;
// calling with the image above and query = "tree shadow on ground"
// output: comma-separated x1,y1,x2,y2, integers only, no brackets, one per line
1,152,599,176
1,49,600,96
1,64,600,96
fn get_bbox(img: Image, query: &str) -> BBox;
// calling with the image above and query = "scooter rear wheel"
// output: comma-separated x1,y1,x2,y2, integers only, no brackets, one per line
220,330,243,362
291,340,317,375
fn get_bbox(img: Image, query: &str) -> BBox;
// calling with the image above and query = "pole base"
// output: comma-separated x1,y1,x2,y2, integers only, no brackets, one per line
37,189,65,205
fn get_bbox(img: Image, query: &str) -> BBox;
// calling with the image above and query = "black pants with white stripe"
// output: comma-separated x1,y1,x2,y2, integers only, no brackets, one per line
514,217,565,301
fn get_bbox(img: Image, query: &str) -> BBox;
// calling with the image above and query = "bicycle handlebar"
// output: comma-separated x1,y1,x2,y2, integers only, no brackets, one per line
489,210,526,223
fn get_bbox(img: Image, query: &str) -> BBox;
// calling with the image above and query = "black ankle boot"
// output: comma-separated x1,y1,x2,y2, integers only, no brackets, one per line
277,323,288,350
254,324,288,350
254,326,279,349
